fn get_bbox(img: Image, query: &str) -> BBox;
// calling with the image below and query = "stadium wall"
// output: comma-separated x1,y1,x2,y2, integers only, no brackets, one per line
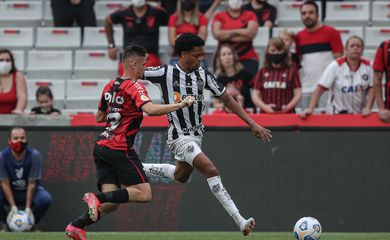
0,126,389,232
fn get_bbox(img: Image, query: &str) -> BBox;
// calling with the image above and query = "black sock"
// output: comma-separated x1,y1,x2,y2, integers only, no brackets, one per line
96,189,129,204
71,212,97,229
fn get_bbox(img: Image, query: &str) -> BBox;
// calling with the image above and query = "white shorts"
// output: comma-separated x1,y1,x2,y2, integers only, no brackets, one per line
167,135,203,166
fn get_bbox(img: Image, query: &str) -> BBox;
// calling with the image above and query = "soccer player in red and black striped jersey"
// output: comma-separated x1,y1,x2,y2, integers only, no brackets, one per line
373,39,390,122
252,37,301,113
65,46,195,240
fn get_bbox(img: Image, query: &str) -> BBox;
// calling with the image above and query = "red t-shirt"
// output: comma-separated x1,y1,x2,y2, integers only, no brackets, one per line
213,10,259,61
168,13,208,35
0,72,17,114
96,78,152,151
373,40,390,109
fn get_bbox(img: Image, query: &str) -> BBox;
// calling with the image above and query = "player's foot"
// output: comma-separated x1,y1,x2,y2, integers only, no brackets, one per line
82,192,101,222
65,223,87,240
240,217,255,236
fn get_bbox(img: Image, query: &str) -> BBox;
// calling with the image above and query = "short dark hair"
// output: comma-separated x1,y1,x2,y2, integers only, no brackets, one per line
36,86,53,100
174,33,205,56
300,0,319,14
0,48,17,74
122,45,147,62
8,127,25,139
345,35,364,50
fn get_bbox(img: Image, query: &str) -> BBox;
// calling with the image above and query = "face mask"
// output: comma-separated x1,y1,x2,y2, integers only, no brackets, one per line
266,53,287,65
182,0,196,11
0,61,12,75
228,0,243,10
132,0,145,8
9,141,28,154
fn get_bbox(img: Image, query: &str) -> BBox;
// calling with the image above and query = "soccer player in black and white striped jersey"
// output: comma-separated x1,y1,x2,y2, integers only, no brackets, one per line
142,33,272,236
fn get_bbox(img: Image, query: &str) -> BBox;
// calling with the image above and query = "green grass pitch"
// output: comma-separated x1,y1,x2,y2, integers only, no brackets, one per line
0,232,389,240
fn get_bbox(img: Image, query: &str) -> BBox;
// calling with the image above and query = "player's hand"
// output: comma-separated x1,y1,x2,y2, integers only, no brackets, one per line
300,108,313,119
251,124,272,142
7,206,18,223
181,96,196,107
108,47,118,60
25,208,35,224
361,108,371,117
378,109,390,123
70,0,81,5
263,104,276,113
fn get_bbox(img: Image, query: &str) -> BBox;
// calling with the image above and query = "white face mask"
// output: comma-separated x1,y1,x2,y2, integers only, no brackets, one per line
132,0,146,8
228,0,243,10
0,62,12,75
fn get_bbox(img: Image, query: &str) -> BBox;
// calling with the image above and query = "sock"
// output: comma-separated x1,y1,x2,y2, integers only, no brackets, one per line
71,212,97,229
143,163,175,180
207,176,245,228
95,189,129,204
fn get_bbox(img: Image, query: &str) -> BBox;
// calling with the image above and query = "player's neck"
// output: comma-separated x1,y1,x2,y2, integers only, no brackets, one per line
347,57,360,71
133,5,147,17
177,62,192,73
121,73,137,81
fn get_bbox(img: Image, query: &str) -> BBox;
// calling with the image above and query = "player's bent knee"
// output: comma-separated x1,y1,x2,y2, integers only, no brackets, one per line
175,174,191,183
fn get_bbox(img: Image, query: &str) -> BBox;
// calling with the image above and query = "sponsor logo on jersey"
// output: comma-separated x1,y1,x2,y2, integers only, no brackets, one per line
140,95,150,101
182,125,204,133
263,81,287,89
149,166,166,177
341,84,366,93
174,92,181,103
105,92,124,105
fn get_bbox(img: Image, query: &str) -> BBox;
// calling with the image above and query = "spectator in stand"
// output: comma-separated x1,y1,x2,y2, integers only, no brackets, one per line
212,0,259,82
372,39,390,123
278,29,300,68
0,49,27,115
252,37,301,114
105,0,168,74
295,0,343,109
168,0,208,67
51,0,96,28
214,44,255,111
244,0,276,28
0,127,52,231
199,0,222,19
300,36,374,118
30,87,61,116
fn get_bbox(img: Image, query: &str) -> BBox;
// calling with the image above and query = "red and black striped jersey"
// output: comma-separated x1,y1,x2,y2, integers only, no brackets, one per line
373,40,390,109
96,78,151,151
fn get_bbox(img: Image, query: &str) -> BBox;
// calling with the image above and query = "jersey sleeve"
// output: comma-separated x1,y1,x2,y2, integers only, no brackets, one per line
168,14,177,27
318,61,338,89
205,70,226,97
0,153,8,180
199,14,208,26
98,85,109,112
212,12,223,23
29,149,42,180
144,65,167,84
109,9,125,25
330,29,344,54
373,42,385,73
130,82,152,110
253,69,262,90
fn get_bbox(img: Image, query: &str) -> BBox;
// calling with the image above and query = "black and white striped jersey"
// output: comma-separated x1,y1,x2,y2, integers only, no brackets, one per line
144,64,226,140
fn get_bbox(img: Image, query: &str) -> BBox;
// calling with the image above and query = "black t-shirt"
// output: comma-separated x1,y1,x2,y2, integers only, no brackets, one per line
110,4,168,54
244,2,276,27
31,106,61,115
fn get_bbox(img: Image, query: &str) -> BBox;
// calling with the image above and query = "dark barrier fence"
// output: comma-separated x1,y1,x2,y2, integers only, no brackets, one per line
0,127,389,232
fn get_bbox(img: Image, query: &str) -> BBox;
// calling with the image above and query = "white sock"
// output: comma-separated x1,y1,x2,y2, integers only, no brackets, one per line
143,163,175,180
207,176,245,228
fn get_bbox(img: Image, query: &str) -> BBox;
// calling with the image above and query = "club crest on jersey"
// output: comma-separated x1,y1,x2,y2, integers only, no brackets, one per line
362,74,369,81
140,95,150,101
105,92,124,105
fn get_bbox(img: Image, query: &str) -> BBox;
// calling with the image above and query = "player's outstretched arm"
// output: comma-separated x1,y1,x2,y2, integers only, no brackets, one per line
142,96,195,116
220,92,272,142
96,110,108,123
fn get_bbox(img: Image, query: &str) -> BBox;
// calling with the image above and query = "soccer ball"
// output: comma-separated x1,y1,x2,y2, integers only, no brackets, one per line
7,210,34,232
293,217,322,240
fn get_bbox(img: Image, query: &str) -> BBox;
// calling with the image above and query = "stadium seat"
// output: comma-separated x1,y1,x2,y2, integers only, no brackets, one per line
158,26,170,51
61,109,98,116
205,27,218,52
36,27,81,49
371,1,390,26
27,50,73,79
0,27,34,49
276,1,322,27
26,79,66,111
325,1,369,26
253,27,270,51
65,79,108,109
335,27,364,46
42,0,53,26
272,27,303,37
94,1,131,23
0,1,43,27
12,50,26,73
365,27,390,48
82,26,123,49
138,80,162,103
73,50,118,79
362,49,376,62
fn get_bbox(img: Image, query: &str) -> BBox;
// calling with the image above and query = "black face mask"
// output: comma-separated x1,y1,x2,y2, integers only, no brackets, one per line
266,53,287,65
182,0,196,11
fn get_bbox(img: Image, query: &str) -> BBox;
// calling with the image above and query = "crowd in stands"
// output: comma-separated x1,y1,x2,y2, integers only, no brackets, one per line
0,0,390,123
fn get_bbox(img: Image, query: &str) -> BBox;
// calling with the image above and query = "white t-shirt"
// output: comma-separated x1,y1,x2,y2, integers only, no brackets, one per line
318,57,373,114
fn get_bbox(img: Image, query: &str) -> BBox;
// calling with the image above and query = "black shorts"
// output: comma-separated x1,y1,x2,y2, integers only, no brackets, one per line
93,144,149,192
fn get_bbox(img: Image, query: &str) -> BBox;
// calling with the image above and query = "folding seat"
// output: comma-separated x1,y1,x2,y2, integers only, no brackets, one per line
365,27,390,49
27,50,73,79
371,1,390,26
0,1,43,27
0,27,34,49
65,79,108,109
26,79,66,111
335,27,364,46
362,49,376,62
325,1,369,26
36,27,81,49
61,108,97,116
82,26,123,49
73,50,118,79
276,1,322,27
11,50,26,73
272,27,303,37
158,26,170,52
94,1,131,23
253,27,270,51
42,0,53,26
